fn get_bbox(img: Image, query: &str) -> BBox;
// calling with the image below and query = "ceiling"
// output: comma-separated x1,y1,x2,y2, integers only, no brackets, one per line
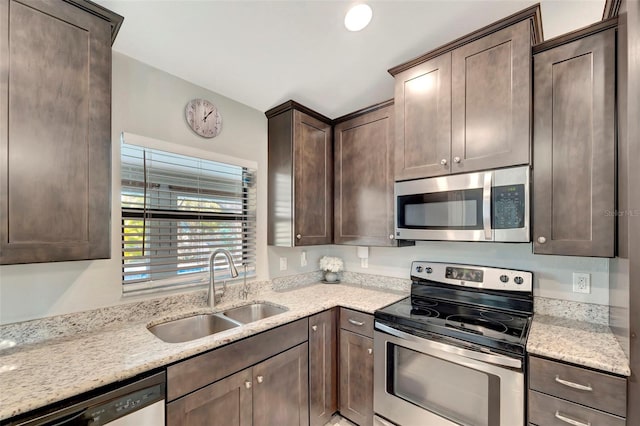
97,0,605,118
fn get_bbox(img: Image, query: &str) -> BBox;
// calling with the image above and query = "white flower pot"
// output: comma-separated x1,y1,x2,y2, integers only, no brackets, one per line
324,271,338,283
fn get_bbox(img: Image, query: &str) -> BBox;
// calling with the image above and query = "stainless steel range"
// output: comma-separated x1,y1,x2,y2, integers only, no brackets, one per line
373,261,533,426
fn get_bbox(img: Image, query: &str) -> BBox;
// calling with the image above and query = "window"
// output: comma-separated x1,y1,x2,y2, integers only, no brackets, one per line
121,142,256,294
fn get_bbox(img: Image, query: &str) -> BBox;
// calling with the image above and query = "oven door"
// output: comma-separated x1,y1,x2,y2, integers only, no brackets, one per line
374,323,524,426
395,171,494,242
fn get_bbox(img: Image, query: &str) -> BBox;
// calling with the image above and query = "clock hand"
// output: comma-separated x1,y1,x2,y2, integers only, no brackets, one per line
204,110,213,122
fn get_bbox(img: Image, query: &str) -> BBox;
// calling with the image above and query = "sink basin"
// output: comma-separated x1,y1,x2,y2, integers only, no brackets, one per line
148,314,239,343
223,303,288,324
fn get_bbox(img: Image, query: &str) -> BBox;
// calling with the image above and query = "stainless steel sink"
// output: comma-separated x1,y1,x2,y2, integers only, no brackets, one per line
223,303,288,324
148,314,239,343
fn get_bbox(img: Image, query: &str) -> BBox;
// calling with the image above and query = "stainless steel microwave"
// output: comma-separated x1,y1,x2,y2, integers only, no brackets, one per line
395,166,530,242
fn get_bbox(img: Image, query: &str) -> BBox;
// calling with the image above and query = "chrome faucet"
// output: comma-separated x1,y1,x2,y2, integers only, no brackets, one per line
208,249,239,309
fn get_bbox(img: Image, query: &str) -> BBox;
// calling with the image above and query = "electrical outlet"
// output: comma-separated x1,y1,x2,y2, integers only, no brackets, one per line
300,251,307,267
573,272,591,294
279,257,287,271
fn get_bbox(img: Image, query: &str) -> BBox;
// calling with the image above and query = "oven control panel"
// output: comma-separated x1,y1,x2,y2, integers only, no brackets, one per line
411,261,532,292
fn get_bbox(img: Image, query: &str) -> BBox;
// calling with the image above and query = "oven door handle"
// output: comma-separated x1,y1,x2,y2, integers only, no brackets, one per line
375,322,522,369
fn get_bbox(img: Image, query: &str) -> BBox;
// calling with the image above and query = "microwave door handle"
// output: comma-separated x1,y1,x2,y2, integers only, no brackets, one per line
483,171,492,240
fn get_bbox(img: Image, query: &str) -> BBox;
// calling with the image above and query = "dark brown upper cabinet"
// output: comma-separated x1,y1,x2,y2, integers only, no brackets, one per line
532,21,617,257
266,101,333,246
333,101,399,246
390,5,542,181
0,0,122,264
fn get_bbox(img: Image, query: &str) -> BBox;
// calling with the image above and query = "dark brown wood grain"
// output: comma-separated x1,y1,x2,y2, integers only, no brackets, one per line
394,53,452,180
334,104,396,246
339,329,374,426
339,308,374,338
309,309,338,426
267,110,294,246
388,4,542,76
532,17,618,54
252,343,309,426
529,356,627,417
167,318,307,401
528,390,625,426
167,368,253,426
532,27,616,257
451,19,531,173
0,0,113,264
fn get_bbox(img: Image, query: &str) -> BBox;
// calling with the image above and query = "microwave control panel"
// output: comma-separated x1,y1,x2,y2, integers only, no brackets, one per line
492,184,525,229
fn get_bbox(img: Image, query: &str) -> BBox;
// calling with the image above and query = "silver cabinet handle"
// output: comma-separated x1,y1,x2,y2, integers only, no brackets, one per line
482,171,492,240
311,325,318,332
554,375,593,391
256,375,264,384
453,156,461,163
538,236,547,244
554,411,591,426
389,234,394,239
348,318,365,326
244,381,252,389
296,234,302,240
367,348,373,355
440,159,447,165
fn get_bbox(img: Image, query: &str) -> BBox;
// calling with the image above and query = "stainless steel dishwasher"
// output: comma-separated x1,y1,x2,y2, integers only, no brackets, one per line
9,372,165,426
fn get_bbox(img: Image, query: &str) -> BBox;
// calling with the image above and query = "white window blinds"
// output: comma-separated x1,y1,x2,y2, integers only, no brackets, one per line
121,143,256,294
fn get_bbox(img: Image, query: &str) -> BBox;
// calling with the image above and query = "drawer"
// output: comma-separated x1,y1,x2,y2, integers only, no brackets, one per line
529,390,625,426
339,308,373,338
529,356,627,416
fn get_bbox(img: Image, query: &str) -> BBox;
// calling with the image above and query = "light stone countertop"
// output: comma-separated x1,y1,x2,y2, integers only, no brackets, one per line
0,282,406,422
527,314,631,376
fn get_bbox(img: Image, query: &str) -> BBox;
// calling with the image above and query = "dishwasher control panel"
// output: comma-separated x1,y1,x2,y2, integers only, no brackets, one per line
87,383,164,424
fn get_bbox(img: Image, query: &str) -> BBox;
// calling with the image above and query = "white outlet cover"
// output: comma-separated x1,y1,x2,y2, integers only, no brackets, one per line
572,272,591,294
279,257,287,271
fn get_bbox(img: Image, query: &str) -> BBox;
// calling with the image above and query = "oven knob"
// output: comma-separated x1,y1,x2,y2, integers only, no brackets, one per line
425,267,433,274
416,266,423,273
500,275,509,283
514,276,524,285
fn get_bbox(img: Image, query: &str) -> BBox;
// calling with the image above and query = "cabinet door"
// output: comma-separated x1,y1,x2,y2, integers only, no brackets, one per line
0,0,112,264
334,104,396,246
339,329,374,426
309,309,338,426
532,29,615,257
451,20,531,173
294,110,333,245
167,368,253,426
253,343,310,426
394,53,452,180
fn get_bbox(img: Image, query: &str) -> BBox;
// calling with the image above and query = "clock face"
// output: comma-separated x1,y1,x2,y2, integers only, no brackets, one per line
185,99,222,138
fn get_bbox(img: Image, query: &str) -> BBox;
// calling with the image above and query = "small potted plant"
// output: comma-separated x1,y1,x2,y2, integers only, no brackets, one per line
319,256,344,283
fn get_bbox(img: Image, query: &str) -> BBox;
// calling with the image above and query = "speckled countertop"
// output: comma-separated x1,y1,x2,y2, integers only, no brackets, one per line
0,282,406,422
527,314,631,376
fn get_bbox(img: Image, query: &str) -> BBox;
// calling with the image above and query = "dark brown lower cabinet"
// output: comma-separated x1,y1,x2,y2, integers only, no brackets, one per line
339,329,374,426
167,368,253,426
253,343,310,426
309,309,338,426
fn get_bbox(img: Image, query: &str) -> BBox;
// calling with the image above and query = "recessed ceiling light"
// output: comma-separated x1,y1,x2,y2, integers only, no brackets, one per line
344,4,373,32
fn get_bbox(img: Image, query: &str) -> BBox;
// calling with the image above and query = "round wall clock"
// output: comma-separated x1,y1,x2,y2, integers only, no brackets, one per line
185,98,222,138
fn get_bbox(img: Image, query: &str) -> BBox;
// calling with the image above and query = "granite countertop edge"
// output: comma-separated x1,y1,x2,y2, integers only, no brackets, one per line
527,314,631,377
0,282,406,421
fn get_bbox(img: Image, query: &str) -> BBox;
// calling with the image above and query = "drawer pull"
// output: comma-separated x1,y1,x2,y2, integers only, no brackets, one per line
555,375,593,391
554,410,591,426
348,318,365,326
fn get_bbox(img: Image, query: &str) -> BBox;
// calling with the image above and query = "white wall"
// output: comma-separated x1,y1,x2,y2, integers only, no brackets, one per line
0,53,268,324
269,242,610,305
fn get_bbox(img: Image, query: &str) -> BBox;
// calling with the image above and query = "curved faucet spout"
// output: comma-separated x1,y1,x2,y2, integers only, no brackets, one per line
208,249,239,309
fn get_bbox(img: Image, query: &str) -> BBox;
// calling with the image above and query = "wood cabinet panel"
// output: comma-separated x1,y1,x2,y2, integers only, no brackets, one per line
253,343,309,426
394,54,452,180
339,308,374,338
309,309,338,426
334,103,396,246
451,19,531,173
529,390,625,426
529,356,626,417
533,28,616,257
339,329,374,426
0,0,119,264
167,368,252,426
